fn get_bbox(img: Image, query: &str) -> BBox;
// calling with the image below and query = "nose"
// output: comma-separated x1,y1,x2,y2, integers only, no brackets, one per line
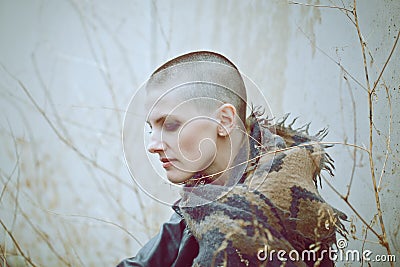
147,134,166,154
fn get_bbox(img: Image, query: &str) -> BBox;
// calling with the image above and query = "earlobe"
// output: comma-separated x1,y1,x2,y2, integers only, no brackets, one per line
218,128,227,137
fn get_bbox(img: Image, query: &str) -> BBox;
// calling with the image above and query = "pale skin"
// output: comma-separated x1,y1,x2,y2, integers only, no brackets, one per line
146,88,245,185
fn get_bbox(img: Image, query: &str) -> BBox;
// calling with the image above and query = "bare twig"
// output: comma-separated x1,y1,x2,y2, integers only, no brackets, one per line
0,63,135,191
343,73,358,200
292,1,396,263
67,0,150,232
320,173,381,239
46,210,144,247
296,26,368,92
353,0,392,259
18,208,72,266
376,83,392,191
0,220,38,267
371,30,400,95
289,1,353,13
0,120,20,203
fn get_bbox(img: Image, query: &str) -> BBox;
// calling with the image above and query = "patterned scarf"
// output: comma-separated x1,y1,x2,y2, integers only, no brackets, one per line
180,109,347,267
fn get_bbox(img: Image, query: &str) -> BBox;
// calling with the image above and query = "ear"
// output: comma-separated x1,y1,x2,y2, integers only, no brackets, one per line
216,104,237,137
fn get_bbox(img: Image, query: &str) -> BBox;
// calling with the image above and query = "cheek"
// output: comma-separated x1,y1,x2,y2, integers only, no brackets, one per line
177,130,200,160
178,121,217,161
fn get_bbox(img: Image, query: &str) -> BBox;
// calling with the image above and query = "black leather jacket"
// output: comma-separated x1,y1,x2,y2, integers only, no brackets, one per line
116,208,199,267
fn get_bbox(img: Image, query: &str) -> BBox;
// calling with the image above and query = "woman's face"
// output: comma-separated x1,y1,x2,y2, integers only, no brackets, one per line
146,91,220,184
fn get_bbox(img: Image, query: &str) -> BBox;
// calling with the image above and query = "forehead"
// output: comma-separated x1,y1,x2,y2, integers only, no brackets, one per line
145,88,200,122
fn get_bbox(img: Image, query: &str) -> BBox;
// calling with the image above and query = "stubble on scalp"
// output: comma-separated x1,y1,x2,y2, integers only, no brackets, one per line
145,52,248,123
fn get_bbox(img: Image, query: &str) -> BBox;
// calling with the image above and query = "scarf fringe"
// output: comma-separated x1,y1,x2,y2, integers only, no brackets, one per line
248,107,336,189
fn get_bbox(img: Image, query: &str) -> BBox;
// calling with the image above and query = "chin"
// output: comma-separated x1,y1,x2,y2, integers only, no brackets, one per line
166,170,192,184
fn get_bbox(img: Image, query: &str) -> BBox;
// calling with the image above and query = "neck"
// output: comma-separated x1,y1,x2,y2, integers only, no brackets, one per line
210,129,246,185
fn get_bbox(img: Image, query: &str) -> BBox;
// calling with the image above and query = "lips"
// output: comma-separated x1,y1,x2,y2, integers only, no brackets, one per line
160,157,175,169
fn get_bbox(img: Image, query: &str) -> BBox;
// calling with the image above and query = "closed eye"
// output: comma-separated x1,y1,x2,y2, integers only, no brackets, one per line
163,121,180,132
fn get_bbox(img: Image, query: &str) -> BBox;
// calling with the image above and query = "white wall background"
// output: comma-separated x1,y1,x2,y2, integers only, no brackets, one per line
0,0,399,266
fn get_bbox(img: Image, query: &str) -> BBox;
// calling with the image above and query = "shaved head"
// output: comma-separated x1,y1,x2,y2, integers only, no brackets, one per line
146,51,247,123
